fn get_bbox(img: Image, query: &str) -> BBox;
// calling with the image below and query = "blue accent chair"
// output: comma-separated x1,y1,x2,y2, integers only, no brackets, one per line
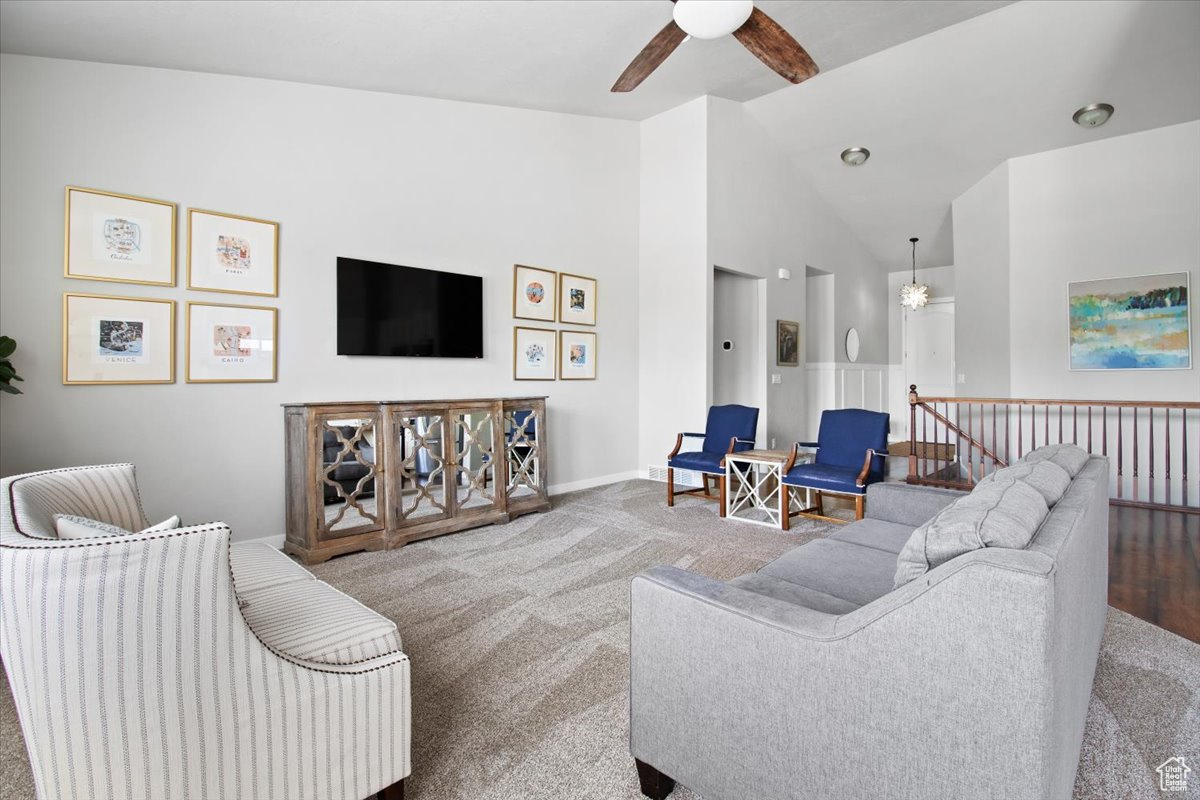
667,404,759,517
782,408,890,520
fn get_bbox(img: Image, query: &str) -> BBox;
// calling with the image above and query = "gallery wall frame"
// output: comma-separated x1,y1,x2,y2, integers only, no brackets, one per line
513,264,558,322
186,301,278,383
187,208,280,297
558,272,597,327
559,330,597,380
64,186,177,286
63,292,175,385
514,326,557,381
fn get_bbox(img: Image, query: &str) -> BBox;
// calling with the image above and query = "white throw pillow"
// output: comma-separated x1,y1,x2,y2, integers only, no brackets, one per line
54,514,182,540
894,479,1049,589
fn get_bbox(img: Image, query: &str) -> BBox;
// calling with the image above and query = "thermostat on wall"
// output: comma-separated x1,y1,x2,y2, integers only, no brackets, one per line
722,340,734,351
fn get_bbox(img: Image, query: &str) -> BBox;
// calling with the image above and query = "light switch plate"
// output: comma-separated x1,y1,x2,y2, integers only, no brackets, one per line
771,373,782,384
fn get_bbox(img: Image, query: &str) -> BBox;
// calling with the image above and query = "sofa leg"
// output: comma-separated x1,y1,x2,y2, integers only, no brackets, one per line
855,494,864,520
782,484,790,531
718,474,727,517
815,491,824,516
380,777,405,800
667,467,675,507
635,759,675,799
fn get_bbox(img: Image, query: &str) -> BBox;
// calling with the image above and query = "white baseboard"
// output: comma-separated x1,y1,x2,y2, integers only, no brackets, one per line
235,532,286,549
548,470,641,496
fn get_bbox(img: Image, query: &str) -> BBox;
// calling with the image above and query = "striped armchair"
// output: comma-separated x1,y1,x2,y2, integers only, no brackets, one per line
0,464,410,800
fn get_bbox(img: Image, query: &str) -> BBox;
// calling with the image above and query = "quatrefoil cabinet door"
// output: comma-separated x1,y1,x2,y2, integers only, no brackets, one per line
448,402,509,522
313,410,386,540
384,405,454,533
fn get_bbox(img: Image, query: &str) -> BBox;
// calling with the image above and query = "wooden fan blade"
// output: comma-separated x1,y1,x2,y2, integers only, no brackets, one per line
611,19,688,92
733,7,819,84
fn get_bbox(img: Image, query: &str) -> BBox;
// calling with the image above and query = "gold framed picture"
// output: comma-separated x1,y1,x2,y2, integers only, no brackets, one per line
559,330,597,380
187,208,279,296
558,272,597,326
513,264,558,322
63,293,175,385
777,320,800,366
513,326,556,380
64,186,177,286
186,301,278,383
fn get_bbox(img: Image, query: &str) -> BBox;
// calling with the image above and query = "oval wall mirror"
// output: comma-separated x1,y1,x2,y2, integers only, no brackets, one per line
845,328,861,363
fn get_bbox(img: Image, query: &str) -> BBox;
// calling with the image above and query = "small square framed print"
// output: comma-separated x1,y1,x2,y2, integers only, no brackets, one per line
63,293,175,384
559,330,596,380
64,186,177,286
186,302,278,383
513,264,557,322
514,326,556,380
187,208,279,296
558,272,597,326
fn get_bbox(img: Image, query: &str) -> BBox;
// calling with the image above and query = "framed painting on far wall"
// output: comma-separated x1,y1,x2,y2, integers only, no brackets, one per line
1068,271,1191,370
64,186,176,286
559,330,597,380
186,302,278,383
514,326,556,380
558,272,597,326
63,293,175,384
187,208,279,296
777,320,800,366
513,264,557,322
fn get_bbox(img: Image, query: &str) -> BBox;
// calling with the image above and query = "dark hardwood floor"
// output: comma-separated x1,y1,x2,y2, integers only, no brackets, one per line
1108,505,1200,643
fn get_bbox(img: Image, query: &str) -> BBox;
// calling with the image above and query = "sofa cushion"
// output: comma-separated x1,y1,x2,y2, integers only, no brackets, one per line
1021,443,1090,477
894,479,1049,588
668,450,725,474
759,539,898,607
781,463,866,494
977,461,1071,506
240,577,402,665
729,573,861,615
829,518,917,555
229,542,315,595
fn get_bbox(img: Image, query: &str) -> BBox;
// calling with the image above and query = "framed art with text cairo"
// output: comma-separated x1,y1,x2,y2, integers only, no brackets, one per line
513,264,557,322
187,208,279,296
64,186,176,286
63,293,175,384
186,302,278,383
1068,271,1190,370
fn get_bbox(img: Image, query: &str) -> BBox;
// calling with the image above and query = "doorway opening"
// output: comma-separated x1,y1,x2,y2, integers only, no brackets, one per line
713,267,766,445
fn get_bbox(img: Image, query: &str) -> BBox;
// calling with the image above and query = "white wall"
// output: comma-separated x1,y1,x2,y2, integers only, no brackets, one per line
953,162,1012,397
805,272,834,363
0,55,640,540
636,97,709,469
1006,121,1200,401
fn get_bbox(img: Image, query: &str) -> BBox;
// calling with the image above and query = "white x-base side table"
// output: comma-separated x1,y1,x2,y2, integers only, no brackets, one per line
724,449,814,530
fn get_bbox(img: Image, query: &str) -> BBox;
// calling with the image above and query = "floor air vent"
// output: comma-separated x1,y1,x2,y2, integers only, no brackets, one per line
646,465,702,487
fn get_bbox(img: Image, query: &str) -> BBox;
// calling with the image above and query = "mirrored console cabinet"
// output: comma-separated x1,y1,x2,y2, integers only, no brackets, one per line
283,397,550,564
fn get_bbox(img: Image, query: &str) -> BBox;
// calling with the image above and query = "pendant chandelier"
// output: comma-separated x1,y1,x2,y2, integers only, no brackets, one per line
899,237,929,310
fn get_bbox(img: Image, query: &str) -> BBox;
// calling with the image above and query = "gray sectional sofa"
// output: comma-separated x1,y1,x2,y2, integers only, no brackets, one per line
630,445,1109,800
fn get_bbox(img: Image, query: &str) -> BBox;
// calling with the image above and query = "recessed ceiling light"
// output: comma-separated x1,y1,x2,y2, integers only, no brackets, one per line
1073,103,1114,128
841,147,870,166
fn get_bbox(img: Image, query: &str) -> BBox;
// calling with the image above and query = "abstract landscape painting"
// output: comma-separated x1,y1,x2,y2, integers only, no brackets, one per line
1068,272,1191,370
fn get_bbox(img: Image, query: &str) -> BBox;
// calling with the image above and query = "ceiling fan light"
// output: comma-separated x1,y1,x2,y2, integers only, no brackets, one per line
672,0,754,40
841,147,870,166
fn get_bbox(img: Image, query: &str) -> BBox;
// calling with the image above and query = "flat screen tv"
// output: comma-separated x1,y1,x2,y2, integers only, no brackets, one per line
337,257,483,358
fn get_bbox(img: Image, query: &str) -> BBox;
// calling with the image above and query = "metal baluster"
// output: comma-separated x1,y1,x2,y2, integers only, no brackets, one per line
992,403,998,471
1073,405,1078,445
968,402,974,483
1133,406,1139,502
1117,408,1123,500
1183,408,1189,508
1165,408,1171,508
1149,407,1155,505
1087,406,1092,452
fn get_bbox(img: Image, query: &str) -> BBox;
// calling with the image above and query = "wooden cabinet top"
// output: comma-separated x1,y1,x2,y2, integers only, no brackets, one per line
282,397,548,408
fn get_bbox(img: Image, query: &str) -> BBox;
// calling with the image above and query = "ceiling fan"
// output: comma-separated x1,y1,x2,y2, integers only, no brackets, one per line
612,0,819,92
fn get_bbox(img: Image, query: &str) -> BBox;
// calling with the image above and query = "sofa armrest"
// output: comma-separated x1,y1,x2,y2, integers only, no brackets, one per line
865,481,966,527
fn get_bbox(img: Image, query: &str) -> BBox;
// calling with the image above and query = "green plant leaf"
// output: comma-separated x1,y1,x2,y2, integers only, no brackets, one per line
0,337,14,359
0,383,20,395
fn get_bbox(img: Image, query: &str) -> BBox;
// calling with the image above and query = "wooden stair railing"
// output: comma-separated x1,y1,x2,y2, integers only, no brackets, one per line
906,385,1200,513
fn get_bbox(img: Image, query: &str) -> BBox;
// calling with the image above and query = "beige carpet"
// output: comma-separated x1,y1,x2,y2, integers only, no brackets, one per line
2,479,1198,799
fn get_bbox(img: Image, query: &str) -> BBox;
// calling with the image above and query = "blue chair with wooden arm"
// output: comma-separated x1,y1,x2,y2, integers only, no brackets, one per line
667,404,759,517
782,408,890,521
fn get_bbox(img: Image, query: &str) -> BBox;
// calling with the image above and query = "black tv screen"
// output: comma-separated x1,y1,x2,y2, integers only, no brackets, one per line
337,257,483,358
